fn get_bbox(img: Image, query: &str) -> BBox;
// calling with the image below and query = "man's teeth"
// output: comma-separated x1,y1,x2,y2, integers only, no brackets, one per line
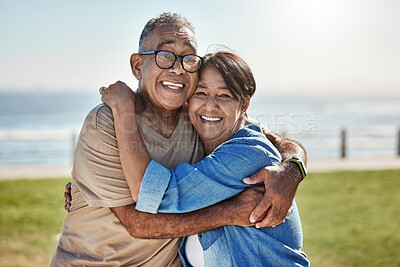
162,81,184,90
200,115,222,122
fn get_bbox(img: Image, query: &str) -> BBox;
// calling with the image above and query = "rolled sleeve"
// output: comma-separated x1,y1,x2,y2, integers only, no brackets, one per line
136,160,172,213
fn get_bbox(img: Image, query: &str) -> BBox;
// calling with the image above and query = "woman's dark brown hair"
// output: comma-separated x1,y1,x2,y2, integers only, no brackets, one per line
199,52,256,102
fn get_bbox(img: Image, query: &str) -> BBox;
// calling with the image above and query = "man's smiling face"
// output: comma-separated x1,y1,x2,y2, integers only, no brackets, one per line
137,25,199,112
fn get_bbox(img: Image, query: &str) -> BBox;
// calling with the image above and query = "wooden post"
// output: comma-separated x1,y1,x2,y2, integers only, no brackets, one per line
341,129,347,159
397,128,400,157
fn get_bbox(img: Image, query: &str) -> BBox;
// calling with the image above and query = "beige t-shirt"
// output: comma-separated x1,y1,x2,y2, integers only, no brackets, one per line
51,104,204,267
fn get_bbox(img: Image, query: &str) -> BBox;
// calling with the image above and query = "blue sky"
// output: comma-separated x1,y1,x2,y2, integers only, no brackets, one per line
0,0,399,95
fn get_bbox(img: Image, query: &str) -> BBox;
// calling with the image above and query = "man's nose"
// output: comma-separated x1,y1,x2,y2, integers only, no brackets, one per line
169,58,186,75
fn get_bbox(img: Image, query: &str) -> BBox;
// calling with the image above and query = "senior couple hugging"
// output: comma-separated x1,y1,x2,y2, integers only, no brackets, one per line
52,12,309,267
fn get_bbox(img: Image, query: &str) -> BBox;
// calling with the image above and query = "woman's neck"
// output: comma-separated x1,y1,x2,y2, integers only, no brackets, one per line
204,142,222,155
203,118,246,155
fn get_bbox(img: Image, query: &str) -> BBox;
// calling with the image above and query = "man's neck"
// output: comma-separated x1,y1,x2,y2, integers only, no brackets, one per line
135,89,182,138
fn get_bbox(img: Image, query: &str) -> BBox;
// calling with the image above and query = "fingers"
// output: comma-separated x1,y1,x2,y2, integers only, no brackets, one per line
248,163,296,228
243,167,270,185
64,191,71,201
255,205,289,229
65,203,71,212
249,195,272,224
99,86,107,95
99,81,135,100
65,182,72,212
65,182,71,193
99,81,125,95
64,192,71,212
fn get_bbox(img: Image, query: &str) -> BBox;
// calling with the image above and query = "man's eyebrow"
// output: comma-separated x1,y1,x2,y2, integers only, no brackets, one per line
156,39,197,53
156,39,175,50
184,41,197,52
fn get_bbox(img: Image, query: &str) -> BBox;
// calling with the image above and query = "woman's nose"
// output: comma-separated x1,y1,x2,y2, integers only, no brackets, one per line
205,96,218,110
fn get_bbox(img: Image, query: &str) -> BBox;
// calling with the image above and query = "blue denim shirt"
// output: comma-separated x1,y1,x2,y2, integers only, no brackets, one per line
136,123,309,266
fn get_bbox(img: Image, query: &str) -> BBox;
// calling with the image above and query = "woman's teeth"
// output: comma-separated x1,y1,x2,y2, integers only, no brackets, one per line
200,115,222,122
162,81,184,90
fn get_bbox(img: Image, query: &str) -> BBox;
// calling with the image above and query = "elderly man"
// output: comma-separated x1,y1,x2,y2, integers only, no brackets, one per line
52,13,307,266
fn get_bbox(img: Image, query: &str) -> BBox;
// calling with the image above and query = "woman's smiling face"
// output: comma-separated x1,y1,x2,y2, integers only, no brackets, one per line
188,66,244,149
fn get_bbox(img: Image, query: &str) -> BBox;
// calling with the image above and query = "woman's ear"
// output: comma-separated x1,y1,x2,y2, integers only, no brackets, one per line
130,53,142,80
242,96,250,113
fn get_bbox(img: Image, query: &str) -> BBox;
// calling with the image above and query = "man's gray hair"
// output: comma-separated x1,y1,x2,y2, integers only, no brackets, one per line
139,12,195,52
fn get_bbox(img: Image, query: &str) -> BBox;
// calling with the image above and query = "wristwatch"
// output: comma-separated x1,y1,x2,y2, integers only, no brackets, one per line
283,156,307,180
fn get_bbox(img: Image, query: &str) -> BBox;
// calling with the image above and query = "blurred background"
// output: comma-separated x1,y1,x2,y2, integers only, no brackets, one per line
1,1,400,266
1,0,400,169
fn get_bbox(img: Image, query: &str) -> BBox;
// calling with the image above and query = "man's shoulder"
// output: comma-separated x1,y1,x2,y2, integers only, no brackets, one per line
81,104,114,132
88,103,113,122
89,103,112,114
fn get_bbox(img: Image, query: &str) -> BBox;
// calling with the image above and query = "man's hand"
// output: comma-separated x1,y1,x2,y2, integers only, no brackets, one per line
225,186,266,226
64,182,72,212
243,162,301,228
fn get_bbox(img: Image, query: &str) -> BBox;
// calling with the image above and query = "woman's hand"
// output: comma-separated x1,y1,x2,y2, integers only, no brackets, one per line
64,182,71,212
100,81,136,111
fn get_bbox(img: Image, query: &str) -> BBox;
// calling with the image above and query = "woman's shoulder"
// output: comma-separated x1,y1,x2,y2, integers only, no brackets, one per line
229,122,267,144
218,123,282,164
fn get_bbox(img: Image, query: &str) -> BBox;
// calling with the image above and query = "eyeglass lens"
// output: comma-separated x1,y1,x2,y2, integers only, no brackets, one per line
156,51,201,72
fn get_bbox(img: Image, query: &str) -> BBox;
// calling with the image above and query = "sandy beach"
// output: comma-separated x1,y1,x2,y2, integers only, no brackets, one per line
0,164,73,180
1,157,400,180
307,157,400,172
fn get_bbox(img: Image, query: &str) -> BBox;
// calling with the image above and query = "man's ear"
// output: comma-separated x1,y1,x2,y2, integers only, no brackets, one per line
130,53,142,80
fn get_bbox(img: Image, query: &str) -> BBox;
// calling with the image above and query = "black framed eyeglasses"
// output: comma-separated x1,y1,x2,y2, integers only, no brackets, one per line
138,50,203,73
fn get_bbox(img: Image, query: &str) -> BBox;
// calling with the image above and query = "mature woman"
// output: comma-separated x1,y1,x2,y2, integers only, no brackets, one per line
102,52,309,266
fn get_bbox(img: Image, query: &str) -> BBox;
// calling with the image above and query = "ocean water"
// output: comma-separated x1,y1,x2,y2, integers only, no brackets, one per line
0,91,100,165
0,91,399,165
248,93,400,159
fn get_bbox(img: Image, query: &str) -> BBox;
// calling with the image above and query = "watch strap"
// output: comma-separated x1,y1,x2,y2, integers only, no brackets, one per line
283,156,307,180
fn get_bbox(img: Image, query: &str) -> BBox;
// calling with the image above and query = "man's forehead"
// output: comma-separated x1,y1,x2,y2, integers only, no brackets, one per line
151,25,198,51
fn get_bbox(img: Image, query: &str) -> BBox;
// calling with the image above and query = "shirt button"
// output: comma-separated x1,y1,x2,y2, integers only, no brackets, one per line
198,233,202,239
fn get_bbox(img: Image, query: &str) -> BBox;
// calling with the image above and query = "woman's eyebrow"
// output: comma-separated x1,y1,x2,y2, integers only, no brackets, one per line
196,84,230,90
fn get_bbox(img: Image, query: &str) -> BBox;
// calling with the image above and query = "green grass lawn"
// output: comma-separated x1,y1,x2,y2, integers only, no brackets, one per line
0,170,399,266
0,178,70,267
296,169,400,267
